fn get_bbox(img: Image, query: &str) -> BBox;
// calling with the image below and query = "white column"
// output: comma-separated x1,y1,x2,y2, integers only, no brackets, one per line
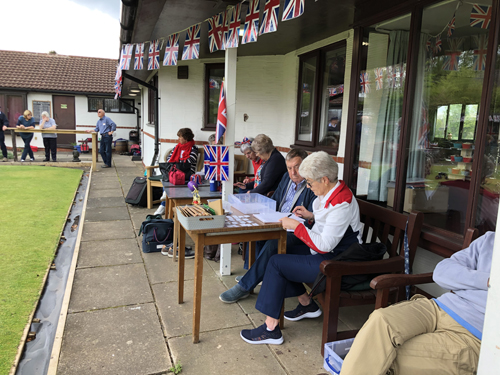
220,47,237,276
477,205,500,373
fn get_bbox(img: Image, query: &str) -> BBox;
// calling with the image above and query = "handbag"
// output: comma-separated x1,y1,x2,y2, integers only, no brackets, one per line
159,161,192,182
159,162,173,182
169,166,185,185
138,218,174,253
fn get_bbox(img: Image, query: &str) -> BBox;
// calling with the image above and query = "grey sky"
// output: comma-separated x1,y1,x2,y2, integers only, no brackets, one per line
70,0,121,19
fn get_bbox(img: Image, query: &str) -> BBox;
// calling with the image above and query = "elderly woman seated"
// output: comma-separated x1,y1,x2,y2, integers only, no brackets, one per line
239,151,363,345
234,138,263,193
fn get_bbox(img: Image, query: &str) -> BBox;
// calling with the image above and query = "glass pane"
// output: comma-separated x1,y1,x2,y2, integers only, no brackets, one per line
318,47,346,153
208,67,224,125
405,0,489,234
105,99,120,113
88,98,103,112
351,14,411,206
120,100,133,113
297,56,317,142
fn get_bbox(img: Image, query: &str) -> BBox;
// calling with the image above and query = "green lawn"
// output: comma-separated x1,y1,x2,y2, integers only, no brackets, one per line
0,166,82,374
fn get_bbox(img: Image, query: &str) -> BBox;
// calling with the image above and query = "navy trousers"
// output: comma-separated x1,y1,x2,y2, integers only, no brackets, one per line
239,233,310,292
21,135,34,160
43,138,57,161
0,132,7,158
99,134,113,167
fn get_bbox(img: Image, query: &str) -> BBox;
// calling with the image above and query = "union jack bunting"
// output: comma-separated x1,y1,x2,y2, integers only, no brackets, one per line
205,146,230,181
134,43,144,70
426,37,432,52
242,0,260,44
374,67,384,90
221,11,229,50
434,34,442,54
470,4,492,29
148,40,160,70
203,145,211,178
282,0,304,21
208,13,224,52
182,24,201,60
360,72,371,94
226,4,241,49
473,34,488,71
259,0,280,36
447,13,456,37
442,38,463,71
114,75,122,100
119,44,133,71
216,81,227,143
163,33,179,66
114,62,122,81
386,66,394,88
328,85,344,97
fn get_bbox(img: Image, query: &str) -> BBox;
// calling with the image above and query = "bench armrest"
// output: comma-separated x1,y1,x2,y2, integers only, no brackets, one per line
146,165,159,170
320,257,404,277
370,272,434,290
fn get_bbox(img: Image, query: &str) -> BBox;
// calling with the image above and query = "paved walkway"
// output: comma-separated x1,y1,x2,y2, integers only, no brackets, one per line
56,155,372,375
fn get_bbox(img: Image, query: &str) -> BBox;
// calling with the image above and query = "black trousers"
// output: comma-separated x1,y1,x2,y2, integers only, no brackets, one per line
0,132,7,158
43,138,57,161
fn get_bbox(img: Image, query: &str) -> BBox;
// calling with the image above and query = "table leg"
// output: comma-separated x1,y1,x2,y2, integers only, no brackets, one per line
192,234,205,343
178,224,186,304
278,230,287,329
172,210,178,263
166,197,171,219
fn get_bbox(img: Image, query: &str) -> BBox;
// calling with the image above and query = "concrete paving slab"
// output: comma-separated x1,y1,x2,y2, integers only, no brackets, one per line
169,326,286,375
57,304,170,375
88,188,124,198
81,220,135,242
77,239,142,268
90,175,119,182
90,179,122,190
84,206,130,222
69,263,153,313
116,169,144,177
152,277,249,338
86,196,126,208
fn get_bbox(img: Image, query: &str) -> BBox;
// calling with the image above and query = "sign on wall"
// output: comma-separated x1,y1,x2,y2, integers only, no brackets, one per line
32,101,51,123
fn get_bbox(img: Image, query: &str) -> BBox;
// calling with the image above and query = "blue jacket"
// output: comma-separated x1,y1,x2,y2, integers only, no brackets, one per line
270,172,316,213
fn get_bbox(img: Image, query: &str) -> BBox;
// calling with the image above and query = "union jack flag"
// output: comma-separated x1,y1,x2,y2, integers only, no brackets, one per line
360,72,371,94
442,38,463,71
447,14,456,37
208,13,224,52
259,0,280,36
119,44,133,71
282,0,304,21
470,5,492,29
473,34,488,71
242,0,260,44
328,85,344,97
114,62,122,81
426,37,432,52
203,145,211,178
226,4,241,49
205,145,230,181
114,75,122,100
134,43,144,70
182,24,201,60
216,81,227,143
434,34,442,54
374,67,384,90
163,33,179,66
148,40,160,70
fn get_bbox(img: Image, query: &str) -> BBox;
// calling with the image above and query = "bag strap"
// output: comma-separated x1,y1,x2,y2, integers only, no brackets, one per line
404,220,410,300
153,227,172,243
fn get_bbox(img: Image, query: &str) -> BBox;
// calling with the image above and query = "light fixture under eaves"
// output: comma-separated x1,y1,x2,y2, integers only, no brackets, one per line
129,93,138,96
130,88,141,93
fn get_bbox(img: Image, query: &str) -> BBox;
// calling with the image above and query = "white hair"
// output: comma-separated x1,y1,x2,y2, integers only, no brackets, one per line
41,111,50,118
298,151,338,183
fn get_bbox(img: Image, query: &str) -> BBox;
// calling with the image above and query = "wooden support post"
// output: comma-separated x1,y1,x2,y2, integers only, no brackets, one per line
91,132,98,170
10,129,17,161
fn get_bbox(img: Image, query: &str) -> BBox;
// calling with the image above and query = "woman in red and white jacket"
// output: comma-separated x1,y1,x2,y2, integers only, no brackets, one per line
240,151,363,345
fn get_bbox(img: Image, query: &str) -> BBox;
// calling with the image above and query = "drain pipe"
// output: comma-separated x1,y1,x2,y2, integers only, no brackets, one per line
122,72,160,166
118,98,141,136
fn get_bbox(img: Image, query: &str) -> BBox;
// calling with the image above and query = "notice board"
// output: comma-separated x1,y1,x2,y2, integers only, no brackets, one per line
32,101,52,123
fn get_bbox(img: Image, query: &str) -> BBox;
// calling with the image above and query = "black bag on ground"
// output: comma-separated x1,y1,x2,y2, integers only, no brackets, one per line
309,242,387,296
139,218,174,253
125,177,162,206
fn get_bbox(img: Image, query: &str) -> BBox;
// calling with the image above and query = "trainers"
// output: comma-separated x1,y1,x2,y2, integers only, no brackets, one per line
284,300,322,321
240,323,283,345
21,159,25,162
163,244,194,258
30,158,34,161
43,158,50,162
160,243,173,256
154,205,166,216
2,157,7,162
160,191,167,201
235,275,243,282
219,284,250,303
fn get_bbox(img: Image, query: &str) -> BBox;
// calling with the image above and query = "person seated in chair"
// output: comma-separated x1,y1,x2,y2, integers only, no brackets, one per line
239,151,363,344
219,148,316,303
234,137,263,193
340,231,494,375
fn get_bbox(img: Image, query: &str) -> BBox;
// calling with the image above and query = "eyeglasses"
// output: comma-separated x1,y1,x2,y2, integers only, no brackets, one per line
306,180,314,188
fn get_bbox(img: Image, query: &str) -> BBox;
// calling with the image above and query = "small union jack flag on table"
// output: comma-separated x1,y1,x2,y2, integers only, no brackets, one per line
242,0,260,44
282,0,304,21
470,4,492,29
134,43,144,70
163,33,179,66
259,0,280,35
208,13,224,52
205,145,230,181
226,4,241,49
148,40,160,70
182,23,201,60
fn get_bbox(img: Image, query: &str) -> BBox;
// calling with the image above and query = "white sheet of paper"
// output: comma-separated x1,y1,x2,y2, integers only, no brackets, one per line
254,212,305,224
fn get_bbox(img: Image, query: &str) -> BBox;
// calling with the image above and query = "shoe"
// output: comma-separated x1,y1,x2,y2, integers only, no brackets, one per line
164,244,194,258
284,300,322,321
219,284,250,303
160,191,167,201
154,205,166,216
101,164,110,168
21,159,25,162
52,160,57,162
2,157,7,162
43,158,50,162
240,323,283,345
161,243,173,256
235,275,243,282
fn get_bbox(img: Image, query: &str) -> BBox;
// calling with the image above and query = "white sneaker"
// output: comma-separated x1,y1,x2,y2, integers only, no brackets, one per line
160,191,167,201
20,159,25,162
154,205,166,216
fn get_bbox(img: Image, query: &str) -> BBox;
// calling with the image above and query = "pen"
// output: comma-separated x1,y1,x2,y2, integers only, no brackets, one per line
287,213,292,218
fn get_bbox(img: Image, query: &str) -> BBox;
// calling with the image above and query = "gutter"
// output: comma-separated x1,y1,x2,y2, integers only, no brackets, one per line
120,0,139,46
119,98,141,137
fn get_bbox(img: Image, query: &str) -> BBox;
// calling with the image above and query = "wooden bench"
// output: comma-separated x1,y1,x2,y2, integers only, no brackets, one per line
316,199,424,355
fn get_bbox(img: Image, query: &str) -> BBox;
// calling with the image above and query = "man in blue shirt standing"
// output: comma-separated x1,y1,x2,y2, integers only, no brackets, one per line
87,109,116,168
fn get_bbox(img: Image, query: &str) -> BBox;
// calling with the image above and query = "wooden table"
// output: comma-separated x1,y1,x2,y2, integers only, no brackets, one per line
176,210,287,343
161,181,209,218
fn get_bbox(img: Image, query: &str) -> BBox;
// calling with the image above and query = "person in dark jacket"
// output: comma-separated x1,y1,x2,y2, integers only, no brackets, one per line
16,110,35,162
0,106,9,162
219,148,316,303
244,134,287,196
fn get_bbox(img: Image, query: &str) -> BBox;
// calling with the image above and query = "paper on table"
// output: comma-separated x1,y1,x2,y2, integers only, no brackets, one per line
253,212,305,224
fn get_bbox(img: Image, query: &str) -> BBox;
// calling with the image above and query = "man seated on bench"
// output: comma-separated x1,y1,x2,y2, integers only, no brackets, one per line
239,151,363,344
341,231,494,375
219,148,316,303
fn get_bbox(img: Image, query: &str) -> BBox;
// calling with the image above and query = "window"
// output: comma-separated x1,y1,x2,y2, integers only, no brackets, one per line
88,97,134,113
204,63,224,130
295,42,346,154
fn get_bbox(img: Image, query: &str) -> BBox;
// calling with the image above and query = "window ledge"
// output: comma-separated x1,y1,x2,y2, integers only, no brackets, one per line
146,123,155,127
200,126,216,132
290,144,339,156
